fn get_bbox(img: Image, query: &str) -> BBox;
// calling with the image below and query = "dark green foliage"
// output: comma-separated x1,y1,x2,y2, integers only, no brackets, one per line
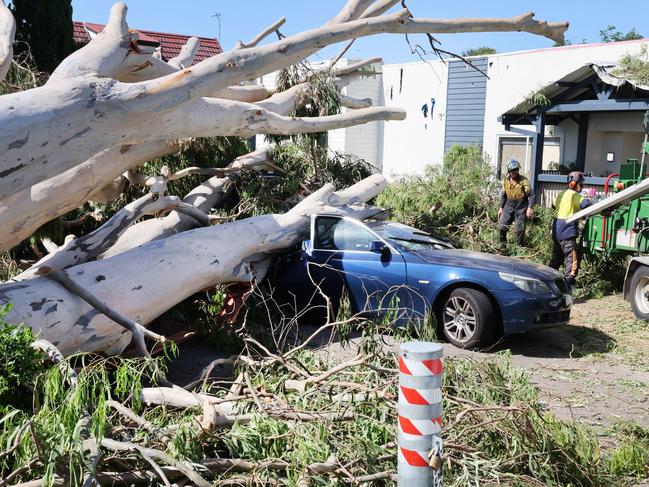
600,25,644,43
10,0,74,74
0,305,43,410
377,145,498,239
231,140,373,216
141,137,252,200
462,46,497,57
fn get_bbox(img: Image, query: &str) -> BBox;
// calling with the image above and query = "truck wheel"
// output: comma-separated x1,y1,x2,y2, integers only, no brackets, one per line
438,288,496,349
629,266,649,321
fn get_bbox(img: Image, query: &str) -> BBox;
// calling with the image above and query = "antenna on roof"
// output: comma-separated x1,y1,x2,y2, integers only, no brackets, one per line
211,12,222,43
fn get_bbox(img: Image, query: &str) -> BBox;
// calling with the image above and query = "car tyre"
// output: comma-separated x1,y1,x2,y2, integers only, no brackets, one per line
438,288,495,348
629,266,649,321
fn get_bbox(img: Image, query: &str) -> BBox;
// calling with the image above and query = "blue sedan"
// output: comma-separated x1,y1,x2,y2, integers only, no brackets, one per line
272,214,572,348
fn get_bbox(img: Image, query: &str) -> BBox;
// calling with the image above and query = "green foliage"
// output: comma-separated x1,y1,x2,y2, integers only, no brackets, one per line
0,353,171,484
377,145,497,243
444,354,604,486
376,144,626,298
524,88,551,110
10,0,74,74
0,306,43,410
600,25,644,43
462,46,497,57
613,46,649,87
606,422,649,478
232,140,373,216
0,51,47,96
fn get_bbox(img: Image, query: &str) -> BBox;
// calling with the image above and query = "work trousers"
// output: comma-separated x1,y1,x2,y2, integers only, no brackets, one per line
549,237,579,283
498,201,527,245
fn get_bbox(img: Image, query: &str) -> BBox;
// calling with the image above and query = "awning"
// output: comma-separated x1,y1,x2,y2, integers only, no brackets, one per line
500,62,649,125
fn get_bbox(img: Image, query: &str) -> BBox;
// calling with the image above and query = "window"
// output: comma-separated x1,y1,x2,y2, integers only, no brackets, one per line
497,136,562,178
315,217,376,251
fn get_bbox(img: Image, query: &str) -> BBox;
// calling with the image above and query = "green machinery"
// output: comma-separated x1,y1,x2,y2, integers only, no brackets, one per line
579,110,649,320
583,158,649,254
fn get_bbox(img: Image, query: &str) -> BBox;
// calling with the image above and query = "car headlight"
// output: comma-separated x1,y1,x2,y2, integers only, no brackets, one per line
498,272,550,294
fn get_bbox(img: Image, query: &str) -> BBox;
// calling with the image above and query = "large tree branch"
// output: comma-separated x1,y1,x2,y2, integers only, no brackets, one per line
0,141,177,252
1,175,387,355
154,97,405,140
167,37,199,69
235,17,287,50
48,2,132,83
0,0,15,83
328,0,376,25
16,194,208,280
138,10,567,110
0,8,566,201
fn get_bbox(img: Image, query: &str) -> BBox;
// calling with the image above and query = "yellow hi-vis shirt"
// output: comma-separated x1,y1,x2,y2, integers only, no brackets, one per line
554,189,584,219
552,188,586,240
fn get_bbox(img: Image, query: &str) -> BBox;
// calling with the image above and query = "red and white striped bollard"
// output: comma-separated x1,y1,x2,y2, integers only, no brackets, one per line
398,341,443,486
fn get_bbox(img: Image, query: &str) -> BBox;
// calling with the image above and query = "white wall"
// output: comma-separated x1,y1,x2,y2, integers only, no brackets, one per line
381,61,448,178
483,39,649,170
342,65,385,170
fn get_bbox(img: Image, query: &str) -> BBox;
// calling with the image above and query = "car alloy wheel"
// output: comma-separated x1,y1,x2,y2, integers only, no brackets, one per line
443,295,477,344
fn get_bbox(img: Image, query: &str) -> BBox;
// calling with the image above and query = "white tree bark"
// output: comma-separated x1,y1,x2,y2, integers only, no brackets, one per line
0,1,571,356
0,141,177,251
0,58,381,252
0,5,567,203
1,175,386,356
0,0,15,83
167,37,199,69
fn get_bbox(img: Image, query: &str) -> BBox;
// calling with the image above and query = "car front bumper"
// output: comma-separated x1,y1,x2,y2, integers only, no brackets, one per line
498,290,572,334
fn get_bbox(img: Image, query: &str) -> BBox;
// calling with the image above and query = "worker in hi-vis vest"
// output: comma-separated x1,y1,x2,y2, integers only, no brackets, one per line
549,171,593,285
498,159,535,247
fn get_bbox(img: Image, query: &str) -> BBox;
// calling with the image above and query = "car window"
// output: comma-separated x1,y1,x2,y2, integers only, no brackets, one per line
315,217,376,251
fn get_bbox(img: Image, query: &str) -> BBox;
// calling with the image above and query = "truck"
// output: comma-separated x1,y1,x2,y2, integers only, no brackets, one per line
573,110,649,319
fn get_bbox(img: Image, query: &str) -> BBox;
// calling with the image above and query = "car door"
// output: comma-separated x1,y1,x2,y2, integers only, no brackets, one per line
308,216,408,317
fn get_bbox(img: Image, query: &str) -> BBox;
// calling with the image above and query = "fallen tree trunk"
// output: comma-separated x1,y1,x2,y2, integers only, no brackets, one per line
1,175,386,355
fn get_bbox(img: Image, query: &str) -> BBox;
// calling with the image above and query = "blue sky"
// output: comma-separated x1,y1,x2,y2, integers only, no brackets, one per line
71,1,649,63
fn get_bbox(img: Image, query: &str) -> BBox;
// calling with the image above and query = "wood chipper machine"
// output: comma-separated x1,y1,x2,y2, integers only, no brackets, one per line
569,110,649,319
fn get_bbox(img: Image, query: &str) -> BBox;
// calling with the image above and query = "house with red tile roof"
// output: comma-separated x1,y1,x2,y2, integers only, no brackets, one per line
73,21,222,65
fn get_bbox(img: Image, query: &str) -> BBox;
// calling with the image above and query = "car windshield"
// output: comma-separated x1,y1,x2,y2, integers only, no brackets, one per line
368,221,452,252
388,237,449,252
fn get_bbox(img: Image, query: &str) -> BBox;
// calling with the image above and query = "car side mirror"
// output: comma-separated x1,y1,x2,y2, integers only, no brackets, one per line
302,239,314,257
370,240,389,255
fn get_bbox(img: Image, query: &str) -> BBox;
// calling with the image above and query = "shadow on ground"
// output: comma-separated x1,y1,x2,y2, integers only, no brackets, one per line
487,324,616,359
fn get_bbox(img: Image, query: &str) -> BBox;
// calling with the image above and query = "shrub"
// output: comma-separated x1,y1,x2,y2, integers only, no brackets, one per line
0,305,43,410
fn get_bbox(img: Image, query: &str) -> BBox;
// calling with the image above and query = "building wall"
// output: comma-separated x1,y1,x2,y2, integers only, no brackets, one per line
342,64,385,171
483,39,649,172
444,58,488,151
381,61,448,177
585,112,647,176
